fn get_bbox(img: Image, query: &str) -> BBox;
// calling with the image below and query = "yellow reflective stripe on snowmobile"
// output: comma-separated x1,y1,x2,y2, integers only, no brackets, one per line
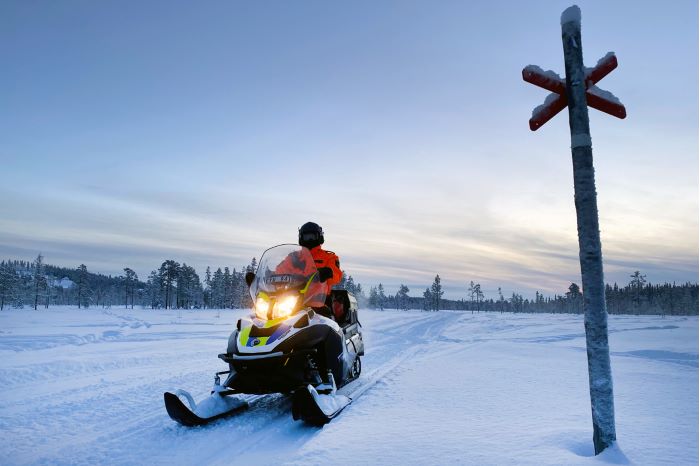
258,291,270,301
239,325,251,345
299,273,317,295
263,317,287,328
255,337,269,346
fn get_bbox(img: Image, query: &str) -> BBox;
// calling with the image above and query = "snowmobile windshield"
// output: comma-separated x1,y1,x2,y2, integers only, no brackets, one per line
250,244,327,319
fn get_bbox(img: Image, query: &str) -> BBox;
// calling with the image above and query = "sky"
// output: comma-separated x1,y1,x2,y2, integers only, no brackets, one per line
1,0,698,299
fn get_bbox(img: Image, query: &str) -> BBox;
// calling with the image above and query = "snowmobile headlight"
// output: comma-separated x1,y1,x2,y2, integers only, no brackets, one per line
272,295,299,320
254,297,270,320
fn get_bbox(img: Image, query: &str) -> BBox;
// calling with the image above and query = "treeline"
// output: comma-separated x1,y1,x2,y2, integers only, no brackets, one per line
367,272,699,316
0,255,368,311
1,256,697,316
0,255,258,310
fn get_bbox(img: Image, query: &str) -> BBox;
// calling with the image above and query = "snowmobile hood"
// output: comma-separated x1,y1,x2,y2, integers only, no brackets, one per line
237,311,339,354
239,316,294,349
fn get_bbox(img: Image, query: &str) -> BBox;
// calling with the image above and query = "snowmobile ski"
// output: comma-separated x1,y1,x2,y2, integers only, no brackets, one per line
164,391,248,427
292,384,351,426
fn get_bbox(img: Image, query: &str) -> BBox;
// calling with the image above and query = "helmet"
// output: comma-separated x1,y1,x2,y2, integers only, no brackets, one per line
298,222,324,249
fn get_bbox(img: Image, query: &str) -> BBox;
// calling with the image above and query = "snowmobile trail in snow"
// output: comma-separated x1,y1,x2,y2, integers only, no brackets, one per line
164,311,459,429
0,309,469,465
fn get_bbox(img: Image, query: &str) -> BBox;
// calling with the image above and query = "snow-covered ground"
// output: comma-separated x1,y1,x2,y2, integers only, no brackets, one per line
0,307,696,465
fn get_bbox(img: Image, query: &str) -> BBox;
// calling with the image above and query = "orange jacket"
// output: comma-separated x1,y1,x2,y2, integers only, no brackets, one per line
274,250,328,307
309,246,342,289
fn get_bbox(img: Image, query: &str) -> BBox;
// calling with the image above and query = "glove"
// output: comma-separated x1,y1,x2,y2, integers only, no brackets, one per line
317,267,333,283
245,272,255,287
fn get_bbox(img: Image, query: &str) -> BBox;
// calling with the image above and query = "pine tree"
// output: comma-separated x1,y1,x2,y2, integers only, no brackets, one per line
146,270,161,309
159,260,179,309
510,292,523,313
0,261,18,310
396,284,410,311
473,283,483,312
629,271,647,314
422,288,432,311
468,281,476,313
247,258,257,273
204,266,212,309
211,268,224,309
33,254,47,310
377,283,386,311
223,267,232,309
76,264,90,308
236,269,252,309
345,275,356,294
368,286,378,309
566,283,583,313
123,268,137,309
430,275,443,311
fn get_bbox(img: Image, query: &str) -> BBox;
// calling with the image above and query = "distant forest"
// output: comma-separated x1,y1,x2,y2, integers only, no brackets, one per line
0,255,697,316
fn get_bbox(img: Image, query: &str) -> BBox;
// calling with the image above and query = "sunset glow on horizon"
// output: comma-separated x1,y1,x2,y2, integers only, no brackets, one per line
1,0,697,299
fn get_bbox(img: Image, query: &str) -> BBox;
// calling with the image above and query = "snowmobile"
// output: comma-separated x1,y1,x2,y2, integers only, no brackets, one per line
164,244,364,427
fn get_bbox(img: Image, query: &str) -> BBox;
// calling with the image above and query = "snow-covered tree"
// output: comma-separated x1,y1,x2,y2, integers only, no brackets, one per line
422,287,432,311
236,268,253,309
338,271,347,289
396,284,410,311
345,275,356,294
368,286,379,309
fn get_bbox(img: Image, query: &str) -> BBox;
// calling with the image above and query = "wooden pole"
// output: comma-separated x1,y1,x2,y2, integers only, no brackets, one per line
560,5,616,454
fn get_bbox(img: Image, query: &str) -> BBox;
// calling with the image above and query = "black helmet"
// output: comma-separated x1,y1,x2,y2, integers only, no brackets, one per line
298,222,324,249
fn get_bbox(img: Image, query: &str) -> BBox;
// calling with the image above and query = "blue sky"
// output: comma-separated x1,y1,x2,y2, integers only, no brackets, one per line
1,0,697,299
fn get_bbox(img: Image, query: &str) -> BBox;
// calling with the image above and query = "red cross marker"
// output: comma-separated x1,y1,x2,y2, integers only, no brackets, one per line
522,52,626,131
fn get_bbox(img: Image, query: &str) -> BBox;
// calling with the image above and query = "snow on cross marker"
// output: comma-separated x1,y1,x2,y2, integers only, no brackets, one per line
523,52,626,131
523,5,622,456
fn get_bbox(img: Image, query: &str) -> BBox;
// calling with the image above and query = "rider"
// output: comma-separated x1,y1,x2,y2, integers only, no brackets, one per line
298,222,342,290
244,222,344,319
298,222,345,321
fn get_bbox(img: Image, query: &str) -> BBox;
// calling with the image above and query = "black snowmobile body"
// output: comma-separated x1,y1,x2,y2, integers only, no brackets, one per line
219,289,364,394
